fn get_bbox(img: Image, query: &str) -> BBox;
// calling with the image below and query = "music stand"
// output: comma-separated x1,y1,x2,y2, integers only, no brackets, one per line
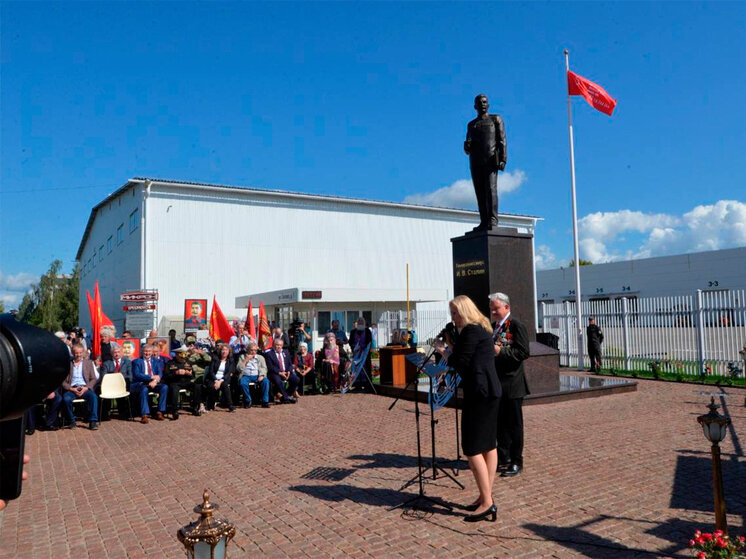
388,345,462,512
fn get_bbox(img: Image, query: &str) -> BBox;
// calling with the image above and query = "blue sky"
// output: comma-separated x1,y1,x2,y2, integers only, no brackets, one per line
2,1,745,307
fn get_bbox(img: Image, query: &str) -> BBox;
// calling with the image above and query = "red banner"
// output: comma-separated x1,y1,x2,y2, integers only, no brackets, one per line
209,296,235,343
567,70,617,116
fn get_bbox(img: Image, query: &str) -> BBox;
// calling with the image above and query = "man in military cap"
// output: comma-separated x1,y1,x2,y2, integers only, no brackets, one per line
464,94,507,231
162,344,203,418
185,335,211,415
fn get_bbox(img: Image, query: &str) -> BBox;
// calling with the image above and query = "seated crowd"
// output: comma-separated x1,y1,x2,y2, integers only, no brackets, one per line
25,318,377,434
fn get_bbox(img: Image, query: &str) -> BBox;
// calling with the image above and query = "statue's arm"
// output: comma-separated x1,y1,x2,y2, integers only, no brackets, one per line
464,123,472,155
495,115,507,170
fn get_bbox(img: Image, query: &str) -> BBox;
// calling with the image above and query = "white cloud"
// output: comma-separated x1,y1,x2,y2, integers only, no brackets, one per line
575,200,746,263
403,170,527,209
0,271,37,309
535,244,558,270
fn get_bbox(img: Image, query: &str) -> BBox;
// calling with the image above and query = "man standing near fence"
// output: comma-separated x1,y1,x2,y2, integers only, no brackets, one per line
587,317,604,373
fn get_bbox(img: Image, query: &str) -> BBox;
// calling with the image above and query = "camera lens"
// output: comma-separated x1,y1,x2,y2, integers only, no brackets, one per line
0,314,70,421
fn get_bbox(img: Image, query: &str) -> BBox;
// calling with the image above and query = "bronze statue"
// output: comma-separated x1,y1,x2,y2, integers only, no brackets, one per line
464,94,507,231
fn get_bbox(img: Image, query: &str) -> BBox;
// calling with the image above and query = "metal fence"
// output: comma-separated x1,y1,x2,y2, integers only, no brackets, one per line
540,289,746,376
377,309,450,349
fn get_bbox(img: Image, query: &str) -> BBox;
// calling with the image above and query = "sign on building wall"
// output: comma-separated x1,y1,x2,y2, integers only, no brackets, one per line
126,312,155,336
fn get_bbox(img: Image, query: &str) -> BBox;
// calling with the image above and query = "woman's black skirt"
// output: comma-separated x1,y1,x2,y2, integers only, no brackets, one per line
461,396,499,457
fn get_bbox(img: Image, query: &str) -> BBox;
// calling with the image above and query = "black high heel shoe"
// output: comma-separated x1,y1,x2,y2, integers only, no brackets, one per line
463,501,480,512
463,504,497,523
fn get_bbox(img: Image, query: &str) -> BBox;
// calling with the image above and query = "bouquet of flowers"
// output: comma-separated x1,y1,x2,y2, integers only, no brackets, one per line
689,530,745,558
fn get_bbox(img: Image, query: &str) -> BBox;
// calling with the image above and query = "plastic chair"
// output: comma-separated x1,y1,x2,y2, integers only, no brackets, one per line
99,373,133,421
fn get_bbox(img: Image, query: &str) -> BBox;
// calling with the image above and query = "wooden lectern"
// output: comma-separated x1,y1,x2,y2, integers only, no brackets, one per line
378,346,417,386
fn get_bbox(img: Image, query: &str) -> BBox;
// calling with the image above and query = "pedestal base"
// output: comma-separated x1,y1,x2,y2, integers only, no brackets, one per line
451,227,536,340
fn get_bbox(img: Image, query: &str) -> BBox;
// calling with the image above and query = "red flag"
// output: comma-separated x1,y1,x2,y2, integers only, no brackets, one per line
209,296,235,343
94,281,114,328
567,70,617,116
257,302,272,350
86,289,100,358
245,300,256,341
86,290,96,327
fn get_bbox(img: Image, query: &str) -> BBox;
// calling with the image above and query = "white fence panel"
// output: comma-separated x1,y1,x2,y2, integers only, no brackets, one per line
541,289,746,377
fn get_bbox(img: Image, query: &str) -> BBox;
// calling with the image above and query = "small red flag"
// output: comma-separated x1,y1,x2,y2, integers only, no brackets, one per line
245,300,256,341
257,302,272,350
567,70,617,116
209,296,235,343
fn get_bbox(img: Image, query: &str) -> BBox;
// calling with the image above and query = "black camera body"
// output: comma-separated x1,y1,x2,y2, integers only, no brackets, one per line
0,314,70,502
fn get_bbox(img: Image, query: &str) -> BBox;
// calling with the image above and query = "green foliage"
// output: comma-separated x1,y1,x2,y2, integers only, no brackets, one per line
15,260,79,332
568,259,593,267
0,300,4,313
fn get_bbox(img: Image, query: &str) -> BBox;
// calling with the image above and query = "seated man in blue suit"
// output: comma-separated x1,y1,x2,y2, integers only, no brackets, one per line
264,338,298,404
131,343,168,423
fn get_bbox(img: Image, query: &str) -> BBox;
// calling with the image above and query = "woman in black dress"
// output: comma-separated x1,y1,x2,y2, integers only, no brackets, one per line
439,295,501,522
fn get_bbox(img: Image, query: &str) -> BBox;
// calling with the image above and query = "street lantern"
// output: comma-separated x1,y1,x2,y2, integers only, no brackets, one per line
178,489,236,559
697,397,731,532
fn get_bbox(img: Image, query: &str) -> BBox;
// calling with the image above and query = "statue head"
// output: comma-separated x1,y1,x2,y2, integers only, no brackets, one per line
474,94,489,115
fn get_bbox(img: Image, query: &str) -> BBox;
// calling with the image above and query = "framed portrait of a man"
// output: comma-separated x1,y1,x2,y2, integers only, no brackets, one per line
184,299,208,332
116,338,141,360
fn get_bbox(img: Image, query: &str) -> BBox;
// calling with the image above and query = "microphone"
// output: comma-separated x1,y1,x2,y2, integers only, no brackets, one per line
436,322,456,343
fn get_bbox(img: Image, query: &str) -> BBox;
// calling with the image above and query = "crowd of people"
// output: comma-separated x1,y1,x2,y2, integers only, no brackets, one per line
25,318,376,433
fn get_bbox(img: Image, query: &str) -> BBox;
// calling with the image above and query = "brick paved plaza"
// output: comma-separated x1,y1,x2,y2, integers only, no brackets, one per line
1,374,744,558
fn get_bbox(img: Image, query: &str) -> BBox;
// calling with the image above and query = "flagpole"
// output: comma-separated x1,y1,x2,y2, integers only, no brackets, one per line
564,49,585,370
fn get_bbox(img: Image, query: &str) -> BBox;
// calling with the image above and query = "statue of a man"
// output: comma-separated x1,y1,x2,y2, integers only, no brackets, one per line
464,94,507,231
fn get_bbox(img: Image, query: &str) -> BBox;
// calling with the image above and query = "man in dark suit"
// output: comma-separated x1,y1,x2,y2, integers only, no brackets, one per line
586,317,604,372
131,343,168,423
490,292,530,477
264,338,298,404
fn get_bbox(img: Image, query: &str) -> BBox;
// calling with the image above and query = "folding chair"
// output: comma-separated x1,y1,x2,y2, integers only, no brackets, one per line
98,373,133,421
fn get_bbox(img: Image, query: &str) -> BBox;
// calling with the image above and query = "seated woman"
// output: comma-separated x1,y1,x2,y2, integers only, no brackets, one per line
204,344,236,412
315,333,339,393
293,342,315,396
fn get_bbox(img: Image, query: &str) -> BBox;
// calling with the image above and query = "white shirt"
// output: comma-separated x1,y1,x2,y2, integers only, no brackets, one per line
216,360,227,381
71,362,85,386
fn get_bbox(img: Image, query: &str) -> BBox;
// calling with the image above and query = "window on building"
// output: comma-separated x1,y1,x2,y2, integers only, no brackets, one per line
129,208,139,233
107,236,113,254
117,224,124,244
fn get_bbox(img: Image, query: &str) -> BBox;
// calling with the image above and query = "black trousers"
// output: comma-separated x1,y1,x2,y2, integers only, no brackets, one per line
166,378,203,412
588,345,602,371
470,161,498,228
497,396,524,466
205,380,232,409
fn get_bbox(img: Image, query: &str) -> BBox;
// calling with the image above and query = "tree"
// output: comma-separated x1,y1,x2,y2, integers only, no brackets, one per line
569,259,593,267
15,260,79,331
0,301,4,313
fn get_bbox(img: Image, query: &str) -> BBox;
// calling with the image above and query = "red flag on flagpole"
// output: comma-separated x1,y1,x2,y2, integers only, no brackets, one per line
245,300,256,341
567,70,617,116
257,302,271,350
209,295,235,343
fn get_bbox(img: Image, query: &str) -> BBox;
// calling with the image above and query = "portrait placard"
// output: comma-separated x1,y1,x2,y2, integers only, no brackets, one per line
116,338,141,360
184,299,208,332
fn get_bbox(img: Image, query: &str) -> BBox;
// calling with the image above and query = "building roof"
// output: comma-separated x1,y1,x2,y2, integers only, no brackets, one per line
76,176,541,260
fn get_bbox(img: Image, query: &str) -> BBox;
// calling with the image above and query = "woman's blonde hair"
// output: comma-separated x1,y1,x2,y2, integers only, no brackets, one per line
449,295,492,333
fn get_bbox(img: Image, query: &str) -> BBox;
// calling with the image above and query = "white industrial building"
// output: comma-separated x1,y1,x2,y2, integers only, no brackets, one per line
536,246,746,306
77,177,540,345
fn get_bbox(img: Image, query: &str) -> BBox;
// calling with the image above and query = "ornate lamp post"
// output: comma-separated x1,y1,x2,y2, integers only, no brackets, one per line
697,397,731,532
178,490,236,559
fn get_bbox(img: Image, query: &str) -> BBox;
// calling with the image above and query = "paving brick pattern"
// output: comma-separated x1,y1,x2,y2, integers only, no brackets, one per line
1,374,744,558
